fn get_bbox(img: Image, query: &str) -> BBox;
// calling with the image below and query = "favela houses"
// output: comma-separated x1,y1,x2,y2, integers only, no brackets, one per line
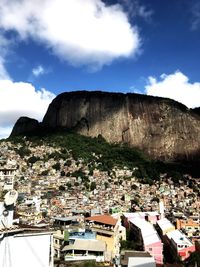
1,0,200,266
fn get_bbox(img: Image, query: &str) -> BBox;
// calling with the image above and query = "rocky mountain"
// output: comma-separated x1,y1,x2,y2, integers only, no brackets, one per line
10,91,200,161
11,117,40,136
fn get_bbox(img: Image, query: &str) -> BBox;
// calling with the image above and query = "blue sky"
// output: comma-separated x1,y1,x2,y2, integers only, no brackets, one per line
0,0,200,138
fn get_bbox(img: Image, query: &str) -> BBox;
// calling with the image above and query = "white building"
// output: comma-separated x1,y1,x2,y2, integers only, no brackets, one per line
0,229,53,267
157,218,175,236
128,256,156,267
0,167,16,190
0,196,53,267
166,229,195,261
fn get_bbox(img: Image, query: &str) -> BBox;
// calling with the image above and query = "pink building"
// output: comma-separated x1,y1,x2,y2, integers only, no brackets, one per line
129,217,163,266
166,229,195,261
123,212,161,225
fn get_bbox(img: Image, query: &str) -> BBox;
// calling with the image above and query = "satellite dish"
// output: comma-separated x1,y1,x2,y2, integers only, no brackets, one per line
2,210,9,217
4,190,18,206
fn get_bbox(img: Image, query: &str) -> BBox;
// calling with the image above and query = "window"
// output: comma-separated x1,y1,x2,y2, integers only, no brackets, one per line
149,248,152,251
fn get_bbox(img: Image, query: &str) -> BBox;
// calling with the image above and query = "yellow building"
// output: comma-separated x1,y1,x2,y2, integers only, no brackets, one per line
157,217,175,236
85,214,125,260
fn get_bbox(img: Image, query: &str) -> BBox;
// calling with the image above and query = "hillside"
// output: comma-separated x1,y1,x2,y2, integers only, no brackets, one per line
7,131,199,178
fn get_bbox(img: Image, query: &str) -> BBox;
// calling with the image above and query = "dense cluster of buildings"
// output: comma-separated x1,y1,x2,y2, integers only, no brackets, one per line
0,139,200,266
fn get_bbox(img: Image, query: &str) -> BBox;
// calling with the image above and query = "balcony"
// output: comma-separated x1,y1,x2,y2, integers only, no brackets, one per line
65,254,104,262
86,223,114,236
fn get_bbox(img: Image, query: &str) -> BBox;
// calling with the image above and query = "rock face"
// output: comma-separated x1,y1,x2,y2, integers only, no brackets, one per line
10,117,40,137
11,91,200,161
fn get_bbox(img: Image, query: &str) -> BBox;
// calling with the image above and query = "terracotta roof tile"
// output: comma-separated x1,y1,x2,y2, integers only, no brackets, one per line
85,215,117,226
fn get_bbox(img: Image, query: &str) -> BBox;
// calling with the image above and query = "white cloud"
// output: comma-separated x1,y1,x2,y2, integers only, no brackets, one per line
32,65,45,77
0,79,55,138
0,0,140,69
119,0,153,21
145,71,200,108
0,58,10,80
0,35,12,80
190,1,200,30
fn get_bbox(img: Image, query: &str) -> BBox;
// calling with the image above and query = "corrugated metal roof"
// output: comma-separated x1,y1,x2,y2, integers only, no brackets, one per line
157,218,175,231
129,218,161,246
62,239,106,252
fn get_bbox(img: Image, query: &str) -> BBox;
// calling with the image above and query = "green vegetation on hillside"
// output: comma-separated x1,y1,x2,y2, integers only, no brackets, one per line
7,131,187,182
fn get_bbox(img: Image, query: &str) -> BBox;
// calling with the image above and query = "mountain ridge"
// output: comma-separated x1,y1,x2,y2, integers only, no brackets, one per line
10,91,200,162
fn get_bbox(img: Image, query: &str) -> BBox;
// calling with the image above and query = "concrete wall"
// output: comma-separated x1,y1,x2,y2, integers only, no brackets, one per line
0,232,52,267
145,242,163,265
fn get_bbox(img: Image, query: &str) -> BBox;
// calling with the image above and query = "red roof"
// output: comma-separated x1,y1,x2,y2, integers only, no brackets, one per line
179,251,186,256
85,215,118,226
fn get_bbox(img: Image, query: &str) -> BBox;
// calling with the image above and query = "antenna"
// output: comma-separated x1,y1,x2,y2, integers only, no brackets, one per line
4,190,18,207
0,190,18,228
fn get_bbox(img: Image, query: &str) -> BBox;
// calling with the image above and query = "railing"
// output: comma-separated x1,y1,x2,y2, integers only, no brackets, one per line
65,255,104,262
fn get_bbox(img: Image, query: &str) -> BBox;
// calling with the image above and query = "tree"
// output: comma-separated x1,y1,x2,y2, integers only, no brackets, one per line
168,171,182,184
64,160,72,167
104,182,109,189
59,185,65,191
28,156,40,164
132,197,140,206
17,146,31,158
131,184,138,190
60,170,65,176
84,182,90,190
185,251,200,267
52,162,61,171
74,182,79,187
41,170,49,176
90,181,96,191
66,182,72,189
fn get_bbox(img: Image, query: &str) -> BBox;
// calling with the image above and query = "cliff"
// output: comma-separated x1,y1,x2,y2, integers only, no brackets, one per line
11,117,40,137
10,91,200,161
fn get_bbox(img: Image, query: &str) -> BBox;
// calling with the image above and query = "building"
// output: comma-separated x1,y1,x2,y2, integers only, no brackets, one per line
53,216,84,259
53,216,83,228
0,199,53,267
0,167,16,190
128,217,163,265
62,239,106,262
166,229,195,261
85,214,125,260
0,228,53,267
128,256,156,267
157,218,196,261
120,250,156,267
123,212,161,226
157,218,175,237
176,218,200,237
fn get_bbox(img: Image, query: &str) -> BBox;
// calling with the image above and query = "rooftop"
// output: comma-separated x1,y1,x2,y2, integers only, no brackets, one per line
121,250,152,266
69,231,96,240
123,212,159,219
157,218,175,231
54,216,80,222
129,218,161,246
128,256,156,267
166,229,194,247
85,215,117,226
62,239,106,252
